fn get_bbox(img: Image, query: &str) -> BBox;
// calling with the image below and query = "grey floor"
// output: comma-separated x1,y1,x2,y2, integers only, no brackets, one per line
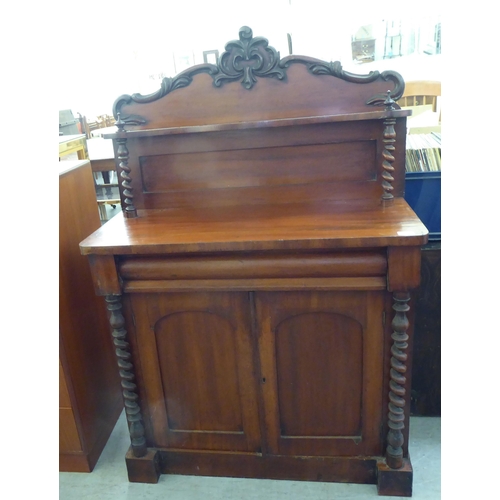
59,412,440,499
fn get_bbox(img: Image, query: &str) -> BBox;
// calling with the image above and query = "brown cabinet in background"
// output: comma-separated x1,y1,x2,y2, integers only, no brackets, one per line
59,160,122,472
411,242,441,416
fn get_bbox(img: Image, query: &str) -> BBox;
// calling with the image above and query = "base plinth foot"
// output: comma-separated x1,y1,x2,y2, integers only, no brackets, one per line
125,447,161,483
377,458,413,497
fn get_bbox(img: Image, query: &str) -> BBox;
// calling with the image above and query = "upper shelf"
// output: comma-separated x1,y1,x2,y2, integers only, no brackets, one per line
103,108,411,139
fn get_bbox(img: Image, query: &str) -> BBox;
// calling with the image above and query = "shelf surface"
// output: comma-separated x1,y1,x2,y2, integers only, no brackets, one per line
103,109,411,140
80,198,428,255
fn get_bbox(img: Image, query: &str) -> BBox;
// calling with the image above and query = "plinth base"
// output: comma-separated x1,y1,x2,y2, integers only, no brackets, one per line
377,458,413,496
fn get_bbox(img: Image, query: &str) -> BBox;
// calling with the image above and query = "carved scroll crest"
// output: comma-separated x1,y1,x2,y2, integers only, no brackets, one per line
113,64,219,126
112,26,405,127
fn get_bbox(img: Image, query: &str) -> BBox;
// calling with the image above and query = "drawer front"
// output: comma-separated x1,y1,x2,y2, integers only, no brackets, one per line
118,251,387,281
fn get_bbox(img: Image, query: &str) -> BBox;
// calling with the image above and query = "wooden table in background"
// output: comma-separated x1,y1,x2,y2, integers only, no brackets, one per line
59,134,89,160
87,137,115,176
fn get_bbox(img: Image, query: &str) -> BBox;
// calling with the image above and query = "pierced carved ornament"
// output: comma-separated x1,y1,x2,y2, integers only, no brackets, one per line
113,26,405,127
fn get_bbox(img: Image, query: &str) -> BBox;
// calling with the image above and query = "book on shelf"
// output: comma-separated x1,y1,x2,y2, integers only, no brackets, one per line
405,132,441,173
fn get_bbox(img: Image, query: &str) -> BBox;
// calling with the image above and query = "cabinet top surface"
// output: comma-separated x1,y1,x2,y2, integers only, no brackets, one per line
80,198,428,256
59,159,90,177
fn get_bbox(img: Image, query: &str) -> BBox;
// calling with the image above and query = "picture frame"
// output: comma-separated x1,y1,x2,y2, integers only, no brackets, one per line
203,50,219,65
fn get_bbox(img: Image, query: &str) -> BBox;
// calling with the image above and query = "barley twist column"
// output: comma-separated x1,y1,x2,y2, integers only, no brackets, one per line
381,91,396,203
115,113,137,218
386,291,410,469
106,295,147,457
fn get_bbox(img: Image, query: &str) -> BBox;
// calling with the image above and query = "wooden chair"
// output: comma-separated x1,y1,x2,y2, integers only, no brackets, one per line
399,80,441,134
398,80,441,113
78,114,100,139
96,198,121,222
97,114,116,128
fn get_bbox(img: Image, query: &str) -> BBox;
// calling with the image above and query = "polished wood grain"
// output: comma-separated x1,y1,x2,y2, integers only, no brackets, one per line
80,198,427,256
387,246,422,291
141,141,376,192
87,254,121,295
59,160,122,472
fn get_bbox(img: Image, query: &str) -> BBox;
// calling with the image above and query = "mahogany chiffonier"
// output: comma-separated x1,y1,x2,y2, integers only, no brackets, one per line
80,27,428,496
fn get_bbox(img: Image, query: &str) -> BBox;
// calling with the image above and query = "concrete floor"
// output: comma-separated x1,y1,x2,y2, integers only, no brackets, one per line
59,412,440,499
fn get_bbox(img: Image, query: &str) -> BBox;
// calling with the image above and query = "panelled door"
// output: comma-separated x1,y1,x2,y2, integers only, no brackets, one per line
129,292,262,453
129,289,386,457
254,290,386,457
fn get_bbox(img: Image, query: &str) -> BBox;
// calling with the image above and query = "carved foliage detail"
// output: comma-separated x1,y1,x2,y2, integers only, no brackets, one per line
386,292,411,469
214,26,286,89
106,295,147,458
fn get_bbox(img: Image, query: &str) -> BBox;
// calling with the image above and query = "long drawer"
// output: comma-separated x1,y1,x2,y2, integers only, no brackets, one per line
117,251,388,292
118,250,387,280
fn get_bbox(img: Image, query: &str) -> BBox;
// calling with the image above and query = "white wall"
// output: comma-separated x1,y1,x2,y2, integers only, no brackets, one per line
57,0,443,119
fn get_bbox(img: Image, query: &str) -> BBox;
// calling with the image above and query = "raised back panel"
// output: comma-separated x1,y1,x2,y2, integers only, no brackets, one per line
121,119,407,210
109,26,409,213
140,141,376,193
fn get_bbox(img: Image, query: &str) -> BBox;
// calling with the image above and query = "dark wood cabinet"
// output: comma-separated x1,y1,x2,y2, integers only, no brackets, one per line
59,160,122,472
80,27,428,496
411,242,441,416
